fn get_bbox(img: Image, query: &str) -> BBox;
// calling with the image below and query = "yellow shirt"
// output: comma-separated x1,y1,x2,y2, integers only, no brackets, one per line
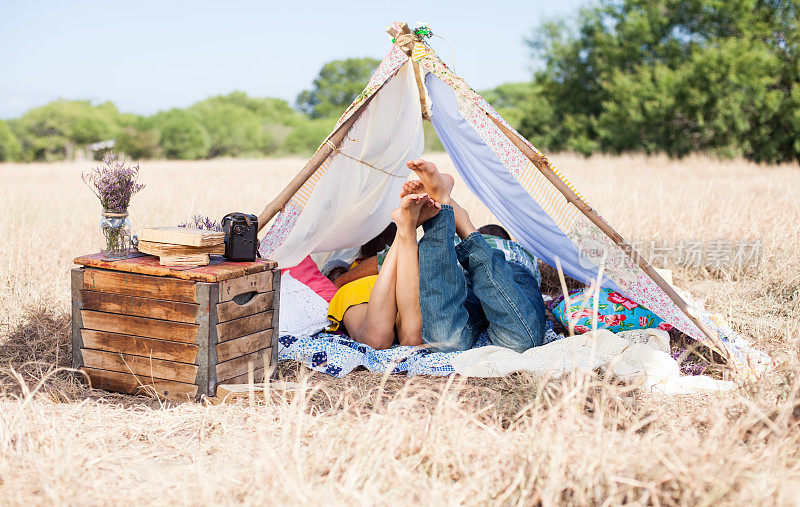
327,275,378,331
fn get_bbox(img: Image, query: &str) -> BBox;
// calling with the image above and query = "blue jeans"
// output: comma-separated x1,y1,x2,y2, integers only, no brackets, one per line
418,205,546,353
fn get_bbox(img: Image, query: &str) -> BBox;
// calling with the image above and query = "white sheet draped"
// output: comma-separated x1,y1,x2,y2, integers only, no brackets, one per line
450,329,736,394
269,62,425,268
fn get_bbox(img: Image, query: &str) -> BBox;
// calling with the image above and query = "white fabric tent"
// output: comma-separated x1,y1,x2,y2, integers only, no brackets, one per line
256,23,772,381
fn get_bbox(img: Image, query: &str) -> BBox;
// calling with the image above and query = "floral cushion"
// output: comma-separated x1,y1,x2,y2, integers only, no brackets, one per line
547,288,673,334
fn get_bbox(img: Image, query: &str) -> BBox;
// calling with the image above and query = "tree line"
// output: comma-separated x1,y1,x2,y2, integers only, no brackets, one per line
0,0,797,164
0,57,391,162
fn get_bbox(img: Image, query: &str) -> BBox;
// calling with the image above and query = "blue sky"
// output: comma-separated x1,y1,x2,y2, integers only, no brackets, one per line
0,0,588,119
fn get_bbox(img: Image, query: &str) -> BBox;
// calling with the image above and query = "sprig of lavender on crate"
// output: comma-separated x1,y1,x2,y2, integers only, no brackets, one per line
178,214,222,232
82,152,145,211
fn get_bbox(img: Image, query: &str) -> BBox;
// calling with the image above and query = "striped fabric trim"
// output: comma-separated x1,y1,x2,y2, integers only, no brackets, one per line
551,161,587,204
411,42,433,61
290,157,333,209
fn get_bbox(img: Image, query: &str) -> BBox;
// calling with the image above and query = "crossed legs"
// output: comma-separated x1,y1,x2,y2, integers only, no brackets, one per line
341,156,546,352
341,194,438,349
407,159,546,352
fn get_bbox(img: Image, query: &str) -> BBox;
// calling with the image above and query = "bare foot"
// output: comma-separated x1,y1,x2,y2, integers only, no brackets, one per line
400,180,425,198
391,193,428,229
399,184,441,225
417,196,441,226
405,159,455,203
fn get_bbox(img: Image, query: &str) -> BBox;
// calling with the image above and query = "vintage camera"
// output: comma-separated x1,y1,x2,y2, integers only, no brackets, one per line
221,212,259,261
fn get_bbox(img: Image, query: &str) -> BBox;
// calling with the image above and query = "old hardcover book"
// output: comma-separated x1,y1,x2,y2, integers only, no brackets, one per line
139,227,224,247
159,254,210,267
137,240,225,257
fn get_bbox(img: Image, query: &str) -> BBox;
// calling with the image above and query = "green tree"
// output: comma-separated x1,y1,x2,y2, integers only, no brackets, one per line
190,92,303,156
0,119,22,161
481,82,537,129
16,100,122,160
201,91,304,126
116,120,161,160
191,102,266,157
296,58,380,118
423,122,444,152
283,117,335,155
523,0,800,162
157,111,210,159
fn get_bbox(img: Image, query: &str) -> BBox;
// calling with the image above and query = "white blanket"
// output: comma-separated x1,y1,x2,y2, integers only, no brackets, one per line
450,329,736,394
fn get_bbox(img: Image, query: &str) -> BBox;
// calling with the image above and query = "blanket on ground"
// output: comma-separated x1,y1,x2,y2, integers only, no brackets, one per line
276,267,753,393
277,327,736,394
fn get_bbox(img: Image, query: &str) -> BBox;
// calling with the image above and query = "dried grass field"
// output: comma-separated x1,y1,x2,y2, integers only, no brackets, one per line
1,153,799,504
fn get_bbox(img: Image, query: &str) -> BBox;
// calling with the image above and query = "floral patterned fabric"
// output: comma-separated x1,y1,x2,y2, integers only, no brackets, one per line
548,287,674,334
277,323,564,378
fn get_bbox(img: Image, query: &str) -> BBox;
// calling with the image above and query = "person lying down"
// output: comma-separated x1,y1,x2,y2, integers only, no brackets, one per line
325,159,547,353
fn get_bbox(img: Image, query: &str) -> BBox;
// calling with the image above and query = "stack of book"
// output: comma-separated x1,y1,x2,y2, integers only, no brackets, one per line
137,227,225,267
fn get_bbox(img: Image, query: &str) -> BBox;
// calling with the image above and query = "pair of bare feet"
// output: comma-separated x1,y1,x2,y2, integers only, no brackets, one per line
391,159,477,238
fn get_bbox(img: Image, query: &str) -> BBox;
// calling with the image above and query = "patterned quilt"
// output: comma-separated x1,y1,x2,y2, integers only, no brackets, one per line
277,325,562,378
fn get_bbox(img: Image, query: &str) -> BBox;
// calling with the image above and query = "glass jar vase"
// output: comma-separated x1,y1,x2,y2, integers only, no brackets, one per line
100,209,131,258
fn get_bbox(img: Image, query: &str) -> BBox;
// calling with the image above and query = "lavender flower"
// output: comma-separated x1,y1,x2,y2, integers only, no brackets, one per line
178,214,222,232
671,347,708,376
82,152,145,211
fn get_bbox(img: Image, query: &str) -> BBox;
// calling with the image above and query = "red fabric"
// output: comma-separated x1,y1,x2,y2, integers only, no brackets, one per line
281,256,338,303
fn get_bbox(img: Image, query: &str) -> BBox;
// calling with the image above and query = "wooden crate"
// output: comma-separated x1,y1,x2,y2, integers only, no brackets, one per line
71,253,280,401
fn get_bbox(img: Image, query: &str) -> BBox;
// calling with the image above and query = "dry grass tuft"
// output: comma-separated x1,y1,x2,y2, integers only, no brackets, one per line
0,308,77,398
0,308,70,368
1,153,799,503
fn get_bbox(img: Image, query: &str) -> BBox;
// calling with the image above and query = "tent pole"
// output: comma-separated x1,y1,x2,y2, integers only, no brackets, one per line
386,23,429,119
412,60,430,120
256,89,382,232
486,114,730,359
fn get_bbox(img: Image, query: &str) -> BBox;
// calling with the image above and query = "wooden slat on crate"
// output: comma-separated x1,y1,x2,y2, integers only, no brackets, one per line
75,254,277,282
219,367,266,386
216,329,273,363
71,269,85,369
219,271,273,302
216,348,271,383
216,311,273,343
216,291,274,322
194,282,216,397
270,270,281,379
80,290,199,323
82,349,198,384
81,330,199,363
83,269,197,303
82,367,198,400
81,310,198,343
212,381,300,403
187,260,277,283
